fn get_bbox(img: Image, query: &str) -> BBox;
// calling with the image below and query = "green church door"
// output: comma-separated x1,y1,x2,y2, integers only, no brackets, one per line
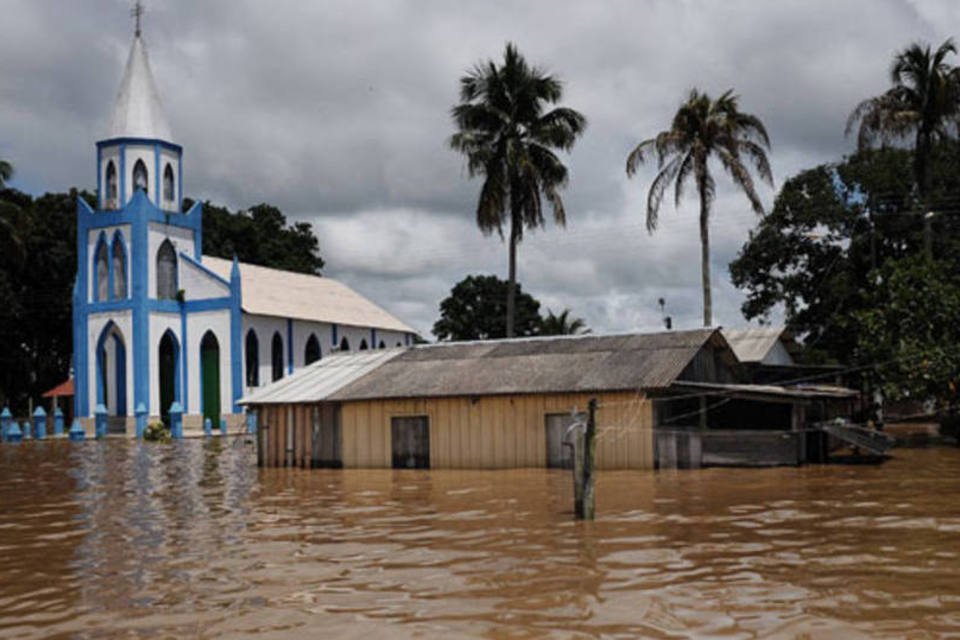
159,332,178,427
201,332,221,425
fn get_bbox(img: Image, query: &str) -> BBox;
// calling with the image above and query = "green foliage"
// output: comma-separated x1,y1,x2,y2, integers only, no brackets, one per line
730,144,960,365
433,274,543,341
143,421,171,443
851,257,960,406
627,88,772,326
539,308,590,336
191,200,325,275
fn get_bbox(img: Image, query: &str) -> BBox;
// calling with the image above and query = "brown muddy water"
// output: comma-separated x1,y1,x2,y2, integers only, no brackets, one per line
1,441,959,639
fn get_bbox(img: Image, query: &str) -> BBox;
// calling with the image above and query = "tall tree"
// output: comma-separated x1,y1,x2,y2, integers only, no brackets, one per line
539,308,590,336
0,159,12,188
627,89,772,326
450,43,586,338
433,274,542,341
846,38,960,255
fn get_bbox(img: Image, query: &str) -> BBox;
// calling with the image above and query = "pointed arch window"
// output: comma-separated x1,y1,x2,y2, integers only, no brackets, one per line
304,334,321,365
133,159,148,195
163,163,175,202
339,337,350,352
245,329,259,387
271,332,284,382
94,237,109,302
105,161,118,208
111,233,127,299
156,239,177,300
378,340,386,349
359,339,369,351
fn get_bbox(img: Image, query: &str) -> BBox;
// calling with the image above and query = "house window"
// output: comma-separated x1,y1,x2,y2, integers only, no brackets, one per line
245,329,259,387
339,337,350,352
94,238,109,302
163,163,175,202
391,416,430,469
271,332,284,381
304,334,321,365
111,234,126,299
156,240,177,299
133,159,148,195
105,161,118,207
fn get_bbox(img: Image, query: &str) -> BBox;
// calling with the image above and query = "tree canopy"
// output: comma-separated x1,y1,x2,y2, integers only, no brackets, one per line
433,274,543,341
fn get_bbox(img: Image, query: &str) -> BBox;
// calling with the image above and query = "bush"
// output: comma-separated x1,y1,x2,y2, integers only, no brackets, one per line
144,421,171,443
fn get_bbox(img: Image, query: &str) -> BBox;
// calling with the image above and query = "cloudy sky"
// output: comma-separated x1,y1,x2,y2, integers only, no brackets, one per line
1,0,958,337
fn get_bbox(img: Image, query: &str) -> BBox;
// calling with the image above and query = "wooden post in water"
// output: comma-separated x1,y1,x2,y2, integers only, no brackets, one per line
575,398,598,520
571,427,584,515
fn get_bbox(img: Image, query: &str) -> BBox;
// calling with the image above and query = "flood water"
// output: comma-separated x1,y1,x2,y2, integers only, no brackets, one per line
1,440,959,638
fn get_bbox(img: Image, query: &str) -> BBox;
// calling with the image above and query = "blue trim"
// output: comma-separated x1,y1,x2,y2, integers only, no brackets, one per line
143,297,232,313
95,321,127,416
178,152,184,215
96,146,102,209
332,323,338,346
132,194,149,414
111,229,128,299
180,304,189,413
119,143,126,206
93,232,108,302
286,318,294,373
370,328,377,349
153,142,161,208
98,137,182,153
159,328,182,405
230,259,243,412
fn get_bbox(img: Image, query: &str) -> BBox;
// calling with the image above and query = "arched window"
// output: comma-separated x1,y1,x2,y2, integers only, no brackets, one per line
133,159,148,195
163,163,175,202
111,233,127,299
396,342,402,347
245,329,259,387
339,337,350,352
94,236,109,302
156,240,177,299
105,161,118,207
271,332,284,382
378,340,386,349
359,339,369,351
304,334,321,365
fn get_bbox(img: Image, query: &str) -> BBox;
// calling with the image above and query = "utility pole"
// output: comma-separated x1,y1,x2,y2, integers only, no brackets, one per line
924,211,936,261
574,398,598,520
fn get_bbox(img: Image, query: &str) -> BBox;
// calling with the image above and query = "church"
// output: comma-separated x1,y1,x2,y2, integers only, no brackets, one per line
73,25,416,434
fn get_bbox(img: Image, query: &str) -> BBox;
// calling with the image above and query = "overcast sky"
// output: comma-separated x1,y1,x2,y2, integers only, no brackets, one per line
1,0,958,337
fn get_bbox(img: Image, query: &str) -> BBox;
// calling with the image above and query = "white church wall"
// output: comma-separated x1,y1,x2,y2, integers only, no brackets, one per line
149,312,180,417
122,144,156,206
180,258,230,300
87,224,131,303
147,223,194,298
242,314,289,391
185,310,233,420
86,311,134,417
291,319,332,368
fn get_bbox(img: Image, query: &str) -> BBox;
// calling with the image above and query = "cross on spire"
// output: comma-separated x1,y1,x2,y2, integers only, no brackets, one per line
131,1,144,37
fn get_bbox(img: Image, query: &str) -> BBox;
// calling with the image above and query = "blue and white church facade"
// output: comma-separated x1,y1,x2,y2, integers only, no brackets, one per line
73,31,416,434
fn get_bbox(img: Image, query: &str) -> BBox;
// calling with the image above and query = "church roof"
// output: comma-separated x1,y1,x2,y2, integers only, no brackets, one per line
202,257,416,334
106,35,172,141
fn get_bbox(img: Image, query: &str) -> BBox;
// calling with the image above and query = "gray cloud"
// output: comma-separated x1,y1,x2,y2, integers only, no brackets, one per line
2,0,958,336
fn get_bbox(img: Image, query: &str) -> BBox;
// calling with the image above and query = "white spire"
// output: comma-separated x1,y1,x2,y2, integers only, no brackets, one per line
106,34,173,141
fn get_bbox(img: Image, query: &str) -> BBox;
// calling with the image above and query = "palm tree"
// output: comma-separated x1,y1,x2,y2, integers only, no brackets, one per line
539,308,590,336
627,89,772,327
450,43,586,338
0,160,22,259
846,39,960,256
0,160,12,188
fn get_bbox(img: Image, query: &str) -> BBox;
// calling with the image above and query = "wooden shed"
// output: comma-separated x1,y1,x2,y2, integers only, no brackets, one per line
246,329,719,470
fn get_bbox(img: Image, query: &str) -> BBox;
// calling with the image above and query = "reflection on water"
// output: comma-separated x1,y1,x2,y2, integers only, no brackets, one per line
1,440,959,638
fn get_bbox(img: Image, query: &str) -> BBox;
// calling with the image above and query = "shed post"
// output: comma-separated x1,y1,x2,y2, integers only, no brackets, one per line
571,427,584,515
94,404,108,439
203,417,212,437
135,402,147,439
246,410,258,435
1,407,11,442
169,402,183,439
69,418,85,441
220,418,228,437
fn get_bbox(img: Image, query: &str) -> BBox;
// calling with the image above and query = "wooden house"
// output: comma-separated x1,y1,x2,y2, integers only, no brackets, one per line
243,328,857,470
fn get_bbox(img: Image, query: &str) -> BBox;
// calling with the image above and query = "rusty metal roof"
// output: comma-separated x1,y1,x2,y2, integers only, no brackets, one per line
327,329,720,401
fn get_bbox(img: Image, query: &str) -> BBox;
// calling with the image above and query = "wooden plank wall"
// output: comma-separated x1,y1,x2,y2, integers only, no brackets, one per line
339,391,653,470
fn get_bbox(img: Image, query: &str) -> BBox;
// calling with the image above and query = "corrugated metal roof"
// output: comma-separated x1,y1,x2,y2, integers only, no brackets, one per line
107,35,172,140
239,349,405,405
328,329,719,401
722,327,793,363
203,257,415,334
672,381,858,399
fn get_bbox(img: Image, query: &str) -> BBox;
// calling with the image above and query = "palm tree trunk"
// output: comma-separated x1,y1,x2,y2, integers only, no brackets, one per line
506,210,519,338
699,190,712,327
